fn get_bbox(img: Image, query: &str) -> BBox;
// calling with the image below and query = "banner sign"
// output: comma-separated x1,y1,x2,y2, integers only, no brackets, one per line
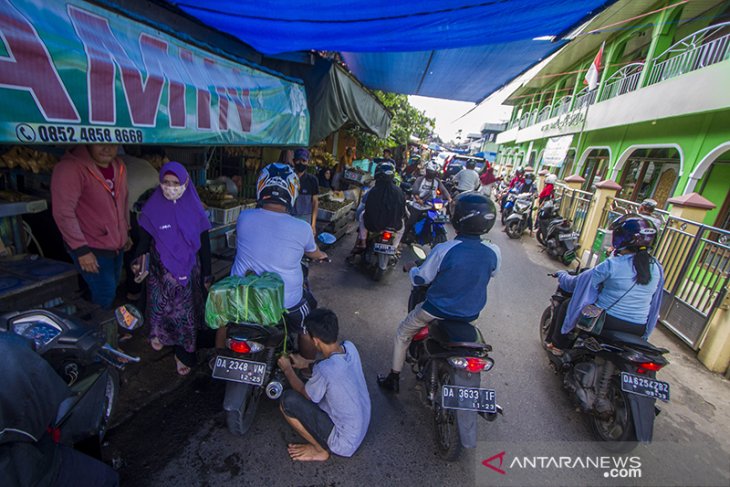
0,0,309,145
541,135,574,167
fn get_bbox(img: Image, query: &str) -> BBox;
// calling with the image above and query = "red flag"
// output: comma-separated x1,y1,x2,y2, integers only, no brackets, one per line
584,42,605,91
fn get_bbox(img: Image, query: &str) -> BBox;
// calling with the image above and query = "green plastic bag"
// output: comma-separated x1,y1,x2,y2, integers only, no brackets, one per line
205,273,285,329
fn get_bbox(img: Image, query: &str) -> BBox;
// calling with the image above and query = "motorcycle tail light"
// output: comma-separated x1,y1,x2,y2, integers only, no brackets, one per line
227,338,264,354
448,356,494,373
637,362,664,374
382,231,393,241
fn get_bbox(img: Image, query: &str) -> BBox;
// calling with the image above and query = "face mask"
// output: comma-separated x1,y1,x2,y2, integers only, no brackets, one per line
295,163,307,173
162,183,186,201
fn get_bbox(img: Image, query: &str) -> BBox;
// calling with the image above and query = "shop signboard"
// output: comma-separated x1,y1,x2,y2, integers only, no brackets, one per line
541,135,574,167
0,0,309,146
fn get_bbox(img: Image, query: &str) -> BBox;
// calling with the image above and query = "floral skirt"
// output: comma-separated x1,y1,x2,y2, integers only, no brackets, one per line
146,247,204,353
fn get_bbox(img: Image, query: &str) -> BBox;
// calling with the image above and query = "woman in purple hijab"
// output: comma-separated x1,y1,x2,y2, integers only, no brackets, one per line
134,162,212,375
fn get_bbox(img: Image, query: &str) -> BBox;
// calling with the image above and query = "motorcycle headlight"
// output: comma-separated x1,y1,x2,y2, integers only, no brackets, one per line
433,203,444,210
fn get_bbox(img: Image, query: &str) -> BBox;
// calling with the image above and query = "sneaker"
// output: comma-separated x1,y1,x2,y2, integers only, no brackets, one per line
376,372,400,393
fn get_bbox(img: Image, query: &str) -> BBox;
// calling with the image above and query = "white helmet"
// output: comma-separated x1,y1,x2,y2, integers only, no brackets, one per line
546,174,557,184
425,161,439,173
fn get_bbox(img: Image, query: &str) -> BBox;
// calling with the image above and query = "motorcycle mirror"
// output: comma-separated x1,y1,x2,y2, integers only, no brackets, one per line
411,245,427,261
115,304,144,331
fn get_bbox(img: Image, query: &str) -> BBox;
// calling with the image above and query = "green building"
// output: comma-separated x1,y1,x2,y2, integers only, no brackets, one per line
496,0,730,229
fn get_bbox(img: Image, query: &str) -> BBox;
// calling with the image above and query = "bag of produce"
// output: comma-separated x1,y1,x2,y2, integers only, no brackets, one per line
205,273,285,329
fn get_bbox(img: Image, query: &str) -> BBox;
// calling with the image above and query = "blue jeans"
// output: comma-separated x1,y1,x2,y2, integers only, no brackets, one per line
70,251,123,309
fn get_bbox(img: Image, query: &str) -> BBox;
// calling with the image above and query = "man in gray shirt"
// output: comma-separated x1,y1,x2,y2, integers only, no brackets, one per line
278,308,371,461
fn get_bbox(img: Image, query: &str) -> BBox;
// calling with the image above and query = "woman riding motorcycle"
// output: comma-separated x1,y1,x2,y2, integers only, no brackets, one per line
546,215,665,355
403,161,451,238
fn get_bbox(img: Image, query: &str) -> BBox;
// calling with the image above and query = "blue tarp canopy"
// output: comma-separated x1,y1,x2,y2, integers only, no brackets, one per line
167,1,615,102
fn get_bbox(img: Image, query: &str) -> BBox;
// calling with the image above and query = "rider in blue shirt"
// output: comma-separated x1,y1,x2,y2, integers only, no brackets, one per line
378,193,500,392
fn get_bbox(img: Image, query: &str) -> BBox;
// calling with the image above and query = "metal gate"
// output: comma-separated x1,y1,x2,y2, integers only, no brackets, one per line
654,216,730,349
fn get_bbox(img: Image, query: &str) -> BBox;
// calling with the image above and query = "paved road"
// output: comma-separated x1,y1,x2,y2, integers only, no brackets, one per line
106,223,730,487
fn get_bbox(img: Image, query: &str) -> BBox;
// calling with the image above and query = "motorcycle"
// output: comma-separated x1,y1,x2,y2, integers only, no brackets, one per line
406,198,449,248
404,246,502,461
539,271,670,452
211,259,328,436
400,174,417,196
499,188,518,225
504,193,534,239
536,199,579,265
0,307,138,450
362,228,400,281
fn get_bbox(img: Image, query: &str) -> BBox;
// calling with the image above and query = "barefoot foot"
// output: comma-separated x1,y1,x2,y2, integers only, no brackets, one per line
287,443,329,462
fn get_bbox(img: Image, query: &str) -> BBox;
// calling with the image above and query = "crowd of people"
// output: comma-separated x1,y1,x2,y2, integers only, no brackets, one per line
29,143,667,472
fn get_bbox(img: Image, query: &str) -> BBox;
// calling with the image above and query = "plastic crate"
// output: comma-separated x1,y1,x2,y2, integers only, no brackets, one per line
209,205,242,224
225,229,237,249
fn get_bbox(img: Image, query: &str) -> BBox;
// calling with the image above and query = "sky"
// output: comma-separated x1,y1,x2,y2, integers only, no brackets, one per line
408,59,551,143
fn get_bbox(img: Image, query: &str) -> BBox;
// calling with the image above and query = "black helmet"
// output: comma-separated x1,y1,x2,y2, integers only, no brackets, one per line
610,213,657,251
452,192,497,235
374,161,395,181
466,160,476,169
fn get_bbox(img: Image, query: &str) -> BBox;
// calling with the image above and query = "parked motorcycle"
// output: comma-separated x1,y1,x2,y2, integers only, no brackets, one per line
0,307,138,449
504,193,534,239
404,246,501,461
406,198,449,247
539,271,670,452
500,188,518,224
536,199,579,265
211,260,328,436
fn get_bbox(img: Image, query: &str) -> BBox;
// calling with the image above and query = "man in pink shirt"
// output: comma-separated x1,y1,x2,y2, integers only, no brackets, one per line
51,144,131,309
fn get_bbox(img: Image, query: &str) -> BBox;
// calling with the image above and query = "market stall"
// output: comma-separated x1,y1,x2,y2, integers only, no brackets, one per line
0,0,309,312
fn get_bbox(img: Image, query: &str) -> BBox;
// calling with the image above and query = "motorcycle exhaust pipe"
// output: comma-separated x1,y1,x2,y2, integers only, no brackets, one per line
265,381,284,400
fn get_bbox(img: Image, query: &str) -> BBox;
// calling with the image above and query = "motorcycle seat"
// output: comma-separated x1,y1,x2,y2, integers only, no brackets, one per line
600,330,669,354
429,320,492,351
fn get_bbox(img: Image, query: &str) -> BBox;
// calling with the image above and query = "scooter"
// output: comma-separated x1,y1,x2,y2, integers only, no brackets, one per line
504,193,534,239
536,199,579,265
404,246,502,461
406,198,449,247
362,228,400,281
0,307,138,448
539,271,670,452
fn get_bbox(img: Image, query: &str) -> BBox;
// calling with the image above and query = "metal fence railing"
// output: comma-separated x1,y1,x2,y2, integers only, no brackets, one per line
554,184,593,237
574,88,597,110
653,216,730,349
647,22,730,86
597,196,670,234
598,63,644,102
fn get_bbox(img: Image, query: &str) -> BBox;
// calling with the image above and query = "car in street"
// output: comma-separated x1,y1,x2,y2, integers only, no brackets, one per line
442,155,487,178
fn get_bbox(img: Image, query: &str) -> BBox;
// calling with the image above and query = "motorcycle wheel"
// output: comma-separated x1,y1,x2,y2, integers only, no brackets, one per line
535,229,545,246
226,385,262,436
433,366,462,461
539,306,552,350
589,379,638,453
99,369,119,440
506,221,523,239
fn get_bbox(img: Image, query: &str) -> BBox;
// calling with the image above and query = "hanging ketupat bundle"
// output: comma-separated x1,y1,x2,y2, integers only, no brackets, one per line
205,273,286,329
